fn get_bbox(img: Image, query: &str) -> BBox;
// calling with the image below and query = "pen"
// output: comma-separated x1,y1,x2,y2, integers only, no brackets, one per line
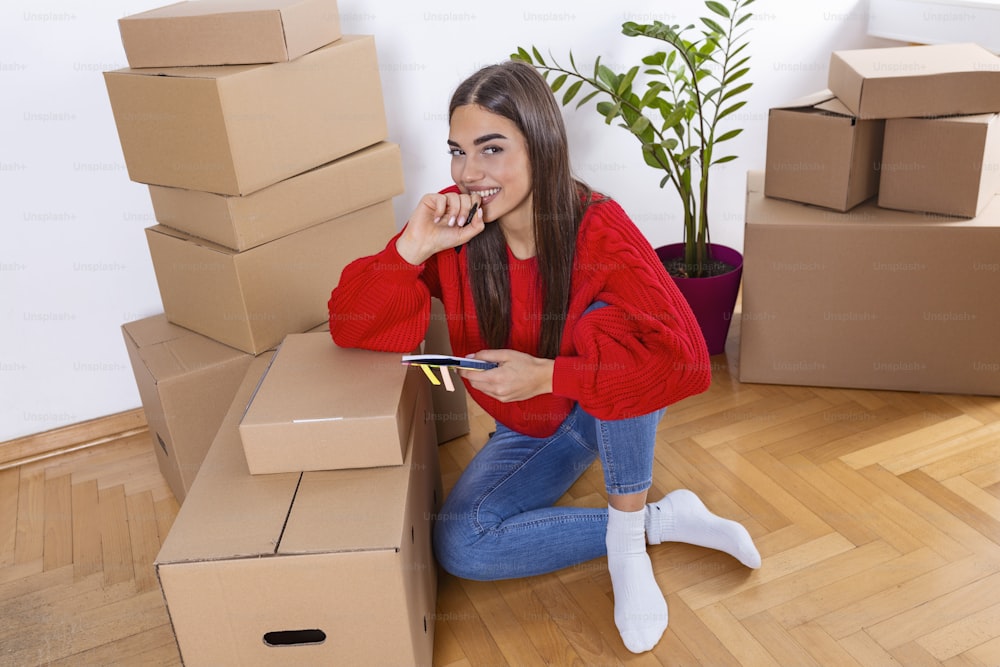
464,202,479,226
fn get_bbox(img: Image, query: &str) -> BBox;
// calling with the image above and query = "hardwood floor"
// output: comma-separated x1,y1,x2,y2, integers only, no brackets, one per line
2,332,999,666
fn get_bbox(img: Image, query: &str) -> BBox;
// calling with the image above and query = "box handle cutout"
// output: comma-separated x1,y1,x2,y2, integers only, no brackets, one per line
411,525,415,544
156,433,168,456
263,629,326,647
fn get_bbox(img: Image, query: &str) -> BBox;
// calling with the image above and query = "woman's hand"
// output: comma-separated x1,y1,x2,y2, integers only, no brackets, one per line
459,349,554,403
395,191,485,265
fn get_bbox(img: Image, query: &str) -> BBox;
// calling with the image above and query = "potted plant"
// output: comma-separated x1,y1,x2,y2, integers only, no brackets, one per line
512,0,754,354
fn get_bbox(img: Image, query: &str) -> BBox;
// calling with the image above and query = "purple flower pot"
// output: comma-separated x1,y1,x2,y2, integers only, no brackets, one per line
656,243,743,356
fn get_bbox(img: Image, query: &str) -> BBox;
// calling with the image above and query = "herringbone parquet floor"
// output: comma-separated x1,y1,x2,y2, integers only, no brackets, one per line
2,332,999,666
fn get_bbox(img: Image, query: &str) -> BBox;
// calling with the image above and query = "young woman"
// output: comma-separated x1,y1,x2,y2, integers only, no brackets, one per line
329,60,760,654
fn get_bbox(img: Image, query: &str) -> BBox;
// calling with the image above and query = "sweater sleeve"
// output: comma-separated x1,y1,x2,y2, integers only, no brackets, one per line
551,200,711,419
328,229,442,353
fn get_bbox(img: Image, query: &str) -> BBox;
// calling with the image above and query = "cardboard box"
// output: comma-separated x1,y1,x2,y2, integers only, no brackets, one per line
147,142,403,251
122,314,252,503
156,354,440,666
828,42,1000,119
739,171,1000,396
239,333,425,474
104,35,386,196
878,113,1000,218
119,0,341,69
146,200,395,354
426,298,471,444
765,90,885,211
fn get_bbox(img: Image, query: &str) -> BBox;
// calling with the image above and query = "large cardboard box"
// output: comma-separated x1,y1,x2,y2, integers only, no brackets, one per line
828,42,1000,119
147,142,403,251
739,171,1000,396
765,90,885,211
156,355,441,666
879,113,1000,218
239,333,425,474
119,0,341,69
122,315,252,503
104,35,386,196
145,200,395,354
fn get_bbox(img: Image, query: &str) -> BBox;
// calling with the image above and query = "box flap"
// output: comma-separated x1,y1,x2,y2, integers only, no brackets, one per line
832,42,1000,79
772,89,855,117
122,313,189,348
156,353,301,564
126,0,310,19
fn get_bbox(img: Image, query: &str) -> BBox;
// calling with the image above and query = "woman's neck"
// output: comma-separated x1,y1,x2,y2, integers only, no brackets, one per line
499,214,535,260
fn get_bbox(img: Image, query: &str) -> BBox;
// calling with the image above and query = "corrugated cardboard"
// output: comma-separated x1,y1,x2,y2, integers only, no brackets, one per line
739,171,1000,396
104,35,386,196
156,355,441,666
119,0,341,68
122,314,252,502
879,113,1000,218
765,90,885,211
426,298,471,444
828,42,1000,119
239,332,425,473
147,142,403,251
145,199,395,354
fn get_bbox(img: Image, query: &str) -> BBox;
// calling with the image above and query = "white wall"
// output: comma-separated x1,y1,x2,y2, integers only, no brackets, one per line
0,0,901,441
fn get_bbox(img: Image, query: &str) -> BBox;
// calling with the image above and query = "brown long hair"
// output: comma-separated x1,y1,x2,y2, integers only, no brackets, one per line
450,61,589,359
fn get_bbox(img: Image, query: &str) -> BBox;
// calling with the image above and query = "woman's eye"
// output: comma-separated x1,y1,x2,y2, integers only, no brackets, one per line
483,146,502,155
448,148,464,157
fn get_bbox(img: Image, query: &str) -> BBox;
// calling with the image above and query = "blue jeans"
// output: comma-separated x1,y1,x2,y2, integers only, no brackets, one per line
433,402,666,580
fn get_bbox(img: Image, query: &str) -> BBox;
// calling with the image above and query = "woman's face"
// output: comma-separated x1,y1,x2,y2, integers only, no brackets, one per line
448,104,532,228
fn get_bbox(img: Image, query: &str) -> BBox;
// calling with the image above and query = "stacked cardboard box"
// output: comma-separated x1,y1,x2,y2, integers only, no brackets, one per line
107,0,467,503
744,42,1000,395
157,347,441,665
103,3,458,661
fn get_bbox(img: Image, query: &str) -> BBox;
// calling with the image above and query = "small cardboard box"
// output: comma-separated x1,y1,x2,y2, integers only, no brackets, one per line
739,171,1000,396
878,113,1000,218
156,354,440,666
122,314,252,503
118,0,341,69
145,200,395,354
828,42,1000,119
147,142,404,251
104,35,386,196
765,90,885,211
239,333,426,474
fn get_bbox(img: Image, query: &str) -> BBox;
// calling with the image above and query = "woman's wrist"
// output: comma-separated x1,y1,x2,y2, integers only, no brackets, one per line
394,233,428,266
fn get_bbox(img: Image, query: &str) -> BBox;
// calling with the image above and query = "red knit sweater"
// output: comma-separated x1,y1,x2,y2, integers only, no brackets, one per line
328,193,711,438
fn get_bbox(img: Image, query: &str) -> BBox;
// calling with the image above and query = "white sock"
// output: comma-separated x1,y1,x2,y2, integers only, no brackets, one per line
606,505,668,653
645,489,761,569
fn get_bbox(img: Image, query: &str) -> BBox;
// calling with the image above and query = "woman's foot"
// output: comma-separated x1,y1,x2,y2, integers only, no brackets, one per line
645,489,761,569
606,506,668,653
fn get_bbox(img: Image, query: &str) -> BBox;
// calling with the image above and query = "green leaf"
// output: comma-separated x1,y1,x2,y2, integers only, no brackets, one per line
562,80,583,105
629,115,651,135
725,67,750,85
642,52,666,66
721,81,752,102
515,47,531,63
550,73,568,93
639,81,667,107
705,1,730,18
617,66,639,95
597,64,618,89
711,154,739,165
532,46,546,67
716,100,747,121
700,17,724,34
575,89,601,109
715,128,743,143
